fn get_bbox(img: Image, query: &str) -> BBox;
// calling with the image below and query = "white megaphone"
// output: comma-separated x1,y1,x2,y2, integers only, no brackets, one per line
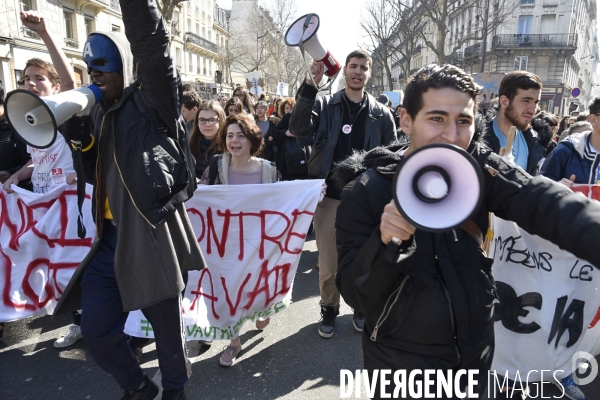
392,143,484,232
5,84,103,149
285,13,341,78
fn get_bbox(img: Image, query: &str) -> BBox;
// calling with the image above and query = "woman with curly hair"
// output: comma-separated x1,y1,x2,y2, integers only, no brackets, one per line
200,115,280,367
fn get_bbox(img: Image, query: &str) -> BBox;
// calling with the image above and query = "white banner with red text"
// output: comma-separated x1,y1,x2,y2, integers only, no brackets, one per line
124,180,323,340
490,184,600,381
0,184,95,322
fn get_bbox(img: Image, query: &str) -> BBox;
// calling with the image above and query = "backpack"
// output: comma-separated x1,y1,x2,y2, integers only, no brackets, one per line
208,154,220,185
284,138,309,176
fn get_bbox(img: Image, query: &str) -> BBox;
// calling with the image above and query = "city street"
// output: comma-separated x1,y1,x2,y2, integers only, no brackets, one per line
1,233,600,399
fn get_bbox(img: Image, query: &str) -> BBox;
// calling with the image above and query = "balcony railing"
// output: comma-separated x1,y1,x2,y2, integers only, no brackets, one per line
520,0,535,5
464,42,482,58
171,26,180,36
110,0,120,12
492,34,577,48
449,51,464,64
64,37,79,48
185,31,218,53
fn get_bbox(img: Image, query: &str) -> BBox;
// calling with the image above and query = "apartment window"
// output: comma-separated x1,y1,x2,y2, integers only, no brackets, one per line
208,30,211,41
84,15,95,38
64,8,75,39
196,22,199,35
202,27,206,38
173,11,180,33
521,0,534,4
20,0,34,11
112,25,121,32
175,48,182,69
187,17,192,31
188,52,193,72
518,16,532,35
514,56,528,70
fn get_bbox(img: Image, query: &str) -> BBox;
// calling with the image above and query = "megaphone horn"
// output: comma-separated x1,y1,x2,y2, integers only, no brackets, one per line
392,143,484,232
5,84,103,149
285,13,341,78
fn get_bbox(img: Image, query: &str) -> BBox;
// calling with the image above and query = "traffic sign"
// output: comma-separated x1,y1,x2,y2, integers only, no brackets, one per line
572,87,581,97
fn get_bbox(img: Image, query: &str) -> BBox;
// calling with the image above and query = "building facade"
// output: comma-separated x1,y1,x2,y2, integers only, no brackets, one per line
380,0,598,115
0,0,231,97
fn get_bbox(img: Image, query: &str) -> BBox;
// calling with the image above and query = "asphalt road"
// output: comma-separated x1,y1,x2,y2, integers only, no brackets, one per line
1,233,599,399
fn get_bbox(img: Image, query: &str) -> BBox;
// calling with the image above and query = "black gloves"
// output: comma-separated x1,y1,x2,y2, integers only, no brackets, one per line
61,115,93,150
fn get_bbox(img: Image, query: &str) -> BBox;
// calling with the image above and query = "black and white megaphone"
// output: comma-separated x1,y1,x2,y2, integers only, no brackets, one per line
5,84,102,149
392,143,484,232
285,13,341,86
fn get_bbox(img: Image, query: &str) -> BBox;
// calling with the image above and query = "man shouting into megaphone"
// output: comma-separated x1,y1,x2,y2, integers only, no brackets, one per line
334,64,600,399
53,0,206,398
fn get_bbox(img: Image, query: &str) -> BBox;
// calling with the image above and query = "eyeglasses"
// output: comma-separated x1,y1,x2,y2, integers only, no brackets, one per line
198,118,219,125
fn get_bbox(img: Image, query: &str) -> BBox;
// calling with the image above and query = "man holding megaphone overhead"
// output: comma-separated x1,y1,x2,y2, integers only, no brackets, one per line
2,11,77,195
334,64,600,399
289,50,396,340
51,0,205,398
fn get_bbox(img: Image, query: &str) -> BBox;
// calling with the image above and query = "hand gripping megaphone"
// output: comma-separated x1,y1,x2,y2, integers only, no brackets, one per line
392,143,484,232
5,84,102,149
285,13,341,90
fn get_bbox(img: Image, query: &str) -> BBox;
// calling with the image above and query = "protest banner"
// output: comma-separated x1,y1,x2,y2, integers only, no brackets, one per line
490,184,600,380
277,82,289,97
0,184,95,322
120,179,323,340
0,180,322,333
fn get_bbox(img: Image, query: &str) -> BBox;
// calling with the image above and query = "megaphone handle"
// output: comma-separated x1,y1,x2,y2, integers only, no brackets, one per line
296,13,335,93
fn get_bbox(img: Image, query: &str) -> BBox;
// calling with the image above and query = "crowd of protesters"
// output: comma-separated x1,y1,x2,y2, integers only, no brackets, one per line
2,5,600,400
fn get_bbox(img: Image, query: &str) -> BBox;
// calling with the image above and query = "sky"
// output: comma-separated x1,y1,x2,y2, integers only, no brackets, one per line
215,0,365,62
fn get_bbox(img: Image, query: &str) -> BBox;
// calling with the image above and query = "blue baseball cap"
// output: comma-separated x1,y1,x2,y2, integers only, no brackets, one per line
82,34,122,75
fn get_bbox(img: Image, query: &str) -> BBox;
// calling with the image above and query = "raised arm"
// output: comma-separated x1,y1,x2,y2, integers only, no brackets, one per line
20,11,75,91
119,0,180,126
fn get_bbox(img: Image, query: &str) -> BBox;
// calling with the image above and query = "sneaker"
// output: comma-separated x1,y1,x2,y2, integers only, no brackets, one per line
121,376,159,400
256,317,271,330
219,341,242,367
352,310,365,333
198,339,213,346
162,389,186,400
54,324,82,348
553,375,586,400
318,306,339,338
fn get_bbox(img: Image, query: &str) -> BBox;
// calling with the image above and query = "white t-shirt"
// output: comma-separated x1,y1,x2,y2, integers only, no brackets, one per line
27,131,75,194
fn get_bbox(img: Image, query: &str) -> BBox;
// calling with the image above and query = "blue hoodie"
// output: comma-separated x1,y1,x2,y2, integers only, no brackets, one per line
540,130,600,184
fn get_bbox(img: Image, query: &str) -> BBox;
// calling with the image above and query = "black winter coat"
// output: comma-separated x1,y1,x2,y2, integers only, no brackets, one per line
335,142,600,396
289,86,397,180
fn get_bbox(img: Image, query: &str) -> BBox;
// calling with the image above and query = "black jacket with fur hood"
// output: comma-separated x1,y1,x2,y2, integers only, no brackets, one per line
334,139,600,394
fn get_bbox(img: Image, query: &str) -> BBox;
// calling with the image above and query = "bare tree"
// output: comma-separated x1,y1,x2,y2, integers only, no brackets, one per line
410,0,519,65
227,0,304,93
156,0,186,31
360,0,424,91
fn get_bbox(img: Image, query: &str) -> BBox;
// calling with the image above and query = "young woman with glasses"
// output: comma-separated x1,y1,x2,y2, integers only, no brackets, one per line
189,100,226,178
